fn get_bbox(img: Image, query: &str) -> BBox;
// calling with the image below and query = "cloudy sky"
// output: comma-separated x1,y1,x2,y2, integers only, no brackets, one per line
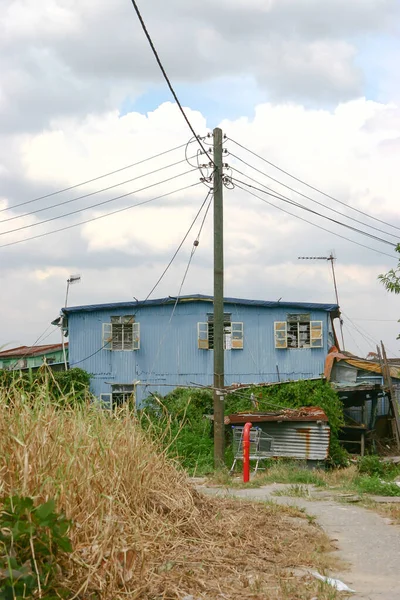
1,0,400,357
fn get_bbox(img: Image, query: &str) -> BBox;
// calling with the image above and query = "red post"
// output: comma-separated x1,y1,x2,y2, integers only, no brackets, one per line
243,422,252,483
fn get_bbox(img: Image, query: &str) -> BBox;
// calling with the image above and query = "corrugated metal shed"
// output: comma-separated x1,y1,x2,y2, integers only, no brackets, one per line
227,408,330,461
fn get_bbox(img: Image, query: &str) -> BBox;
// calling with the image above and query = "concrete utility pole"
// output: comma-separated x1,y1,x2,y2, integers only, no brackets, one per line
213,127,225,467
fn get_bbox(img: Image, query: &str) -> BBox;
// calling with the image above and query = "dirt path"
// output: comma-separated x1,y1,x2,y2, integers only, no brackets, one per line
198,484,400,600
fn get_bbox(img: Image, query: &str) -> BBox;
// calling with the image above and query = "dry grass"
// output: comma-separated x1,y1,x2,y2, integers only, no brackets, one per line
0,390,340,599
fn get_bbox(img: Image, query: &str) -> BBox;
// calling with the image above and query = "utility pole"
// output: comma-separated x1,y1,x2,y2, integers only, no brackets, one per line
213,127,225,467
298,254,345,350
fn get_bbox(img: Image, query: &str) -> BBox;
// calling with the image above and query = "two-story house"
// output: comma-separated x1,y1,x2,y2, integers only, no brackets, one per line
62,294,339,407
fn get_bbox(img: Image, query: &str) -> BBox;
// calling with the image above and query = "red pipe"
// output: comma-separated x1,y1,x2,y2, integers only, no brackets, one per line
243,422,252,483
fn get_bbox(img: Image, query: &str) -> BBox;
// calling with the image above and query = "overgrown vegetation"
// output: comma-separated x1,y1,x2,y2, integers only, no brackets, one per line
0,367,90,406
0,496,72,599
0,382,338,599
142,379,347,474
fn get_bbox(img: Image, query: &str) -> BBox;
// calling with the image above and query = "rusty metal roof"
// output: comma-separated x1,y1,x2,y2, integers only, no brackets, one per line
0,343,67,359
226,406,328,424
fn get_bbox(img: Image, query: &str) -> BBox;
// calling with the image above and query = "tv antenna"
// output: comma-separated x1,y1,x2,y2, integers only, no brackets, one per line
297,254,345,350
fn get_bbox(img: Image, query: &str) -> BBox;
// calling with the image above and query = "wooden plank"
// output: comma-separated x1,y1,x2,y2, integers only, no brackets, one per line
379,342,400,449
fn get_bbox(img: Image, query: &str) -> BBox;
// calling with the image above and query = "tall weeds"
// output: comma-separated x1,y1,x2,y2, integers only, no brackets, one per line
0,384,337,599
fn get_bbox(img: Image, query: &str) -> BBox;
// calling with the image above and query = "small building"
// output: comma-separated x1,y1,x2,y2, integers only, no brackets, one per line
325,347,400,454
0,344,68,371
226,407,330,465
62,294,339,406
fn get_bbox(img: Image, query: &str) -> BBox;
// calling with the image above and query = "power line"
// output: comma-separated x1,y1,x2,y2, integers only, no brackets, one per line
70,188,212,366
0,180,201,249
0,169,197,238
7,324,57,370
128,0,214,166
228,137,400,233
0,156,196,225
228,151,399,243
231,172,396,248
0,141,193,214
147,190,213,376
234,181,398,260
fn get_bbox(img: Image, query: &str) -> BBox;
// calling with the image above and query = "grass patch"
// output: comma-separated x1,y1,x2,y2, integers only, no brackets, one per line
353,475,400,497
273,484,313,498
0,384,339,599
210,460,328,489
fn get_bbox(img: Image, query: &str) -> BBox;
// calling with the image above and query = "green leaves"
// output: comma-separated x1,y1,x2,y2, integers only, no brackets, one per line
0,495,72,599
0,367,90,407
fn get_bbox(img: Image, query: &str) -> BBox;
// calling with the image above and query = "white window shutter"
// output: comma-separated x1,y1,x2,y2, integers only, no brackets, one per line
274,321,288,349
133,322,140,350
102,323,113,350
231,322,244,349
310,321,323,348
198,322,209,350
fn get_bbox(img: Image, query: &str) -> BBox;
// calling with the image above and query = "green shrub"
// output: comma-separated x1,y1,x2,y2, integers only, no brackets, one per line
355,475,400,497
0,496,72,599
226,379,347,467
0,367,90,407
142,380,348,473
141,388,215,475
357,455,400,480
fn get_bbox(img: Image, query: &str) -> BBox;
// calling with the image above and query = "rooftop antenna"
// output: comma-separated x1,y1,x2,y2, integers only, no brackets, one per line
297,254,345,350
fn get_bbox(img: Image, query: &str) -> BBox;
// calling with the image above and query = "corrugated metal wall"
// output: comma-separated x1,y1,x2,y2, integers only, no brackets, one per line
67,301,333,404
258,421,330,460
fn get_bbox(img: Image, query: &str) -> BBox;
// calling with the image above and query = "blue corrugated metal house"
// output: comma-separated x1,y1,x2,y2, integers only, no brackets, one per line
63,294,339,407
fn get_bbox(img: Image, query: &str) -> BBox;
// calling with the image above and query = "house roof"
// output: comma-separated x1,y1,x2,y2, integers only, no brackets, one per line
62,294,339,315
325,347,400,381
0,343,67,359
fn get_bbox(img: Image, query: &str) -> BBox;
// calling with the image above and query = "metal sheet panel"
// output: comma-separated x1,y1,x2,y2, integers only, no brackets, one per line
66,300,335,405
259,421,330,460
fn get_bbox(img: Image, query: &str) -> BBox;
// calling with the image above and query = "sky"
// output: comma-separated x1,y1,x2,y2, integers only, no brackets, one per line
1,0,400,357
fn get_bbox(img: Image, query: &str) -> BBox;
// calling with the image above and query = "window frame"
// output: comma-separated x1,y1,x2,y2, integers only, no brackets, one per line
102,316,140,351
197,318,244,350
274,316,324,350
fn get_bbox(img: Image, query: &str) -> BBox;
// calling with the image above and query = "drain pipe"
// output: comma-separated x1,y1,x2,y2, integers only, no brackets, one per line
243,422,252,483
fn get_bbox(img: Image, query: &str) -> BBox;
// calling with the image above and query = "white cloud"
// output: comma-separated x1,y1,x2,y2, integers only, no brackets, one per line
0,0,400,359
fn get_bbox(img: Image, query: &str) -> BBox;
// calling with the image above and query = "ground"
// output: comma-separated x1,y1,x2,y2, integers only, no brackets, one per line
196,480,400,600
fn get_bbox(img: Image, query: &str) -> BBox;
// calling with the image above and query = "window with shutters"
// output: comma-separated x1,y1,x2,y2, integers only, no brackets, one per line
102,315,140,351
197,314,244,350
274,315,323,349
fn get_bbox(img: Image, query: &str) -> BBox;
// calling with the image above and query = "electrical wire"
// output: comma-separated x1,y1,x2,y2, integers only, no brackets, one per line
228,137,400,233
146,190,213,376
342,321,364,356
128,0,215,166
69,188,212,366
233,181,398,260
230,172,396,248
7,324,57,370
340,311,399,358
0,156,197,225
228,151,399,243
0,169,197,238
0,180,202,249
0,140,194,214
